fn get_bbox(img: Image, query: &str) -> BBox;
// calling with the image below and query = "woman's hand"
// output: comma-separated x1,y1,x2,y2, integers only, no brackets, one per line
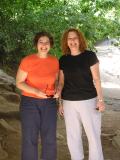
96,100,105,112
34,89,48,98
53,92,60,98
58,105,64,116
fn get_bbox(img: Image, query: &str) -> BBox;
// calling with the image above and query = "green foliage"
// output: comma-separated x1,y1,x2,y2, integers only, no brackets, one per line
0,0,120,69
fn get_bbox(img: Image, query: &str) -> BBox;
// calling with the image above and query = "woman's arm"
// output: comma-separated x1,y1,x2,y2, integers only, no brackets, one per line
16,68,47,98
56,70,64,116
56,70,64,97
90,63,105,111
53,72,59,98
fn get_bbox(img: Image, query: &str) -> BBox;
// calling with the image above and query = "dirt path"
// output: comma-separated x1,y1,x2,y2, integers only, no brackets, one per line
57,113,120,160
1,104,120,160
1,84,120,160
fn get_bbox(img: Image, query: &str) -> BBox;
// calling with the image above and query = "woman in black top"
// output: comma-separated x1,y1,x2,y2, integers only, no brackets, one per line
57,28,105,160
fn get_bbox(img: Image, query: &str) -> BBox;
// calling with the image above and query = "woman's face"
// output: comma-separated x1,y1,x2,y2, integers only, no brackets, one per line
37,36,51,54
67,31,80,53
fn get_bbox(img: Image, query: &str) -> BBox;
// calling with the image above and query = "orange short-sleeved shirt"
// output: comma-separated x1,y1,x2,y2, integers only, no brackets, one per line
19,54,59,98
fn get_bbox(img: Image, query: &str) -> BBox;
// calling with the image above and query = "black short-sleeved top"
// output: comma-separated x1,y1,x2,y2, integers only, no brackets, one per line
59,50,99,101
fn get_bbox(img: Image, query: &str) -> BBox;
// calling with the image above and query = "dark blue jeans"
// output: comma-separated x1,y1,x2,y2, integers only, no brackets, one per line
20,96,57,160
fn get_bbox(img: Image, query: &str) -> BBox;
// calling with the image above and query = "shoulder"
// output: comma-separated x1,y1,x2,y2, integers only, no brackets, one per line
84,50,98,59
48,54,58,60
19,54,36,72
59,55,69,69
21,54,36,63
48,54,59,63
84,50,96,56
59,55,68,61
47,55,59,71
84,50,99,66
22,54,36,61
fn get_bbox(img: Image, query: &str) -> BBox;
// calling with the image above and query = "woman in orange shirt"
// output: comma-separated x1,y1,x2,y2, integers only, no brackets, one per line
16,31,59,160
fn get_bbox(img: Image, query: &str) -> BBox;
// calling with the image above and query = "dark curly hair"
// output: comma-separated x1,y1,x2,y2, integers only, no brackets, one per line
33,31,54,47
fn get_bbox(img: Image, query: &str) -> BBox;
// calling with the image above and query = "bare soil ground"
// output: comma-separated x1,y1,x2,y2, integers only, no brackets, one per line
0,85,120,160
1,111,120,160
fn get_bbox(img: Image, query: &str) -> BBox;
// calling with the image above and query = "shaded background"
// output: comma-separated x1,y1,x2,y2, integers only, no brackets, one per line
0,0,120,73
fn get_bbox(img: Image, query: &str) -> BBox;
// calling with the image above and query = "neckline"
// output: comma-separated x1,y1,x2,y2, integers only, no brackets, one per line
70,51,85,57
35,53,50,59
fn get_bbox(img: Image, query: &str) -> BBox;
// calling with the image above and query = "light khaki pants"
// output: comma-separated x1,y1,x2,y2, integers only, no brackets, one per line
63,98,104,160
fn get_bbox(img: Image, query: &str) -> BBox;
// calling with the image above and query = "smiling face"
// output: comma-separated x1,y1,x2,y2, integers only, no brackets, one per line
37,36,51,55
67,31,80,54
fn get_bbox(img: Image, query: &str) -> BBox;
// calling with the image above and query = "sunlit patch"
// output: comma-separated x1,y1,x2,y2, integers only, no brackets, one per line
95,40,120,90
102,82,120,89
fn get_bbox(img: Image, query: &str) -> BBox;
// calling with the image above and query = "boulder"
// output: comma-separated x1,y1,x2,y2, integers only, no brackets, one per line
0,69,16,92
0,92,20,104
112,129,120,151
0,143,8,160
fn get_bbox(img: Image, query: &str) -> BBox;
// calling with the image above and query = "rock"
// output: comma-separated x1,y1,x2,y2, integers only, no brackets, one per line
0,143,8,160
0,92,20,103
0,69,20,117
57,133,64,140
101,133,116,138
95,41,120,85
112,129,120,151
0,83,15,92
0,119,20,133
102,110,120,132
0,111,20,119
0,95,19,113
0,69,15,85
0,69,16,92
